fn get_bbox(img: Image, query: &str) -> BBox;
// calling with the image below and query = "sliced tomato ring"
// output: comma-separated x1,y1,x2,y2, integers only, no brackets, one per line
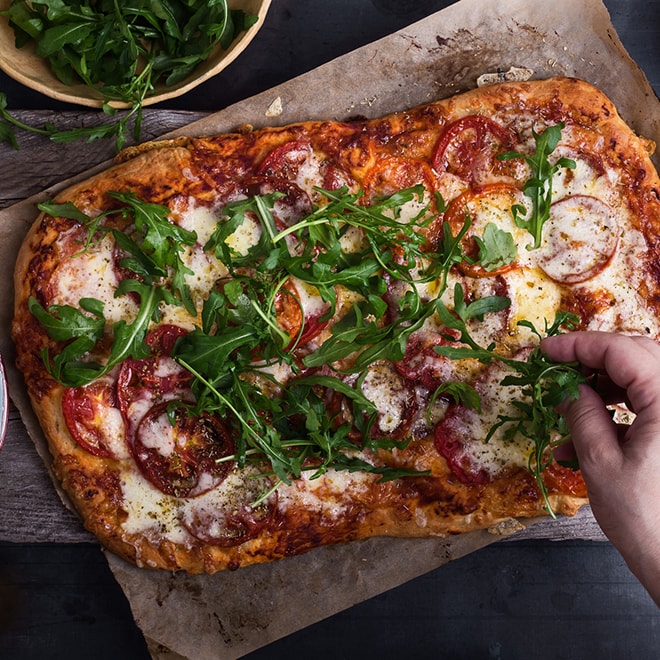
537,195,619,284
62,376,125,459
145,323,189,356
394,329,470,391
117,325,193,440
256,139,314,179
431,115,518,185
541,460,586,497
243,175,313,230
256,139,357,198
133,402,235,498
180,471,278,546
362,156,438,204
441,183,527,277
275,279,330,349
434,413,493,485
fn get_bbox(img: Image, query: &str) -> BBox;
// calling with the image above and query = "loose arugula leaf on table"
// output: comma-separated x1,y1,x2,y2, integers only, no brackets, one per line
498,123,576,249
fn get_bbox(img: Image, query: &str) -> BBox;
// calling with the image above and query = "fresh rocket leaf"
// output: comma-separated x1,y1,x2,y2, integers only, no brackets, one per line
474,223,518,271
31,192,201,386
28,296,105,343
435,309,585,516
499,123,576,249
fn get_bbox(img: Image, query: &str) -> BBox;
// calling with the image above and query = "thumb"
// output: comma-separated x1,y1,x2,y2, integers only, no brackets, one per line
561,384,622,475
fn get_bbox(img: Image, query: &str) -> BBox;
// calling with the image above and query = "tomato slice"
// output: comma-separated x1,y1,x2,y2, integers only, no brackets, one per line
243,175,313,230
133,403,235,498
542,460,587,497
362,156,438,203
275,279,329,349
62,376,124,459
434,412,493,485
441,183,525,277
537,195,619,284
117,325,193,441
432,116,516,185
394,329,465,391
256,139,356,196
256,139,314,179
180,479,278,547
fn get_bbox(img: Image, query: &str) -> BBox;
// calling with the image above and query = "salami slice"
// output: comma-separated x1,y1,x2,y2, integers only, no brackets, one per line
538,195,619,284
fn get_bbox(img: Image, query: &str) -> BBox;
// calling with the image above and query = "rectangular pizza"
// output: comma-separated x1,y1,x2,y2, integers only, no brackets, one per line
12,76,660,573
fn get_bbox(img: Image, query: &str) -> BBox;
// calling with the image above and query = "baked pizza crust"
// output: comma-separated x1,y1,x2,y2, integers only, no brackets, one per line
13,77,660,573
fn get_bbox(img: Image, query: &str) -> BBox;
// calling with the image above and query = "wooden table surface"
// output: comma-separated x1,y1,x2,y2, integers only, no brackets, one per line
0,1,658,658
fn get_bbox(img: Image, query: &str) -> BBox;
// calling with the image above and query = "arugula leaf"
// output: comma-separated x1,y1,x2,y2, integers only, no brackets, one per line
31,191,203,386
435,307,584,516
474,223,517,271
499,123,576,249
433,381,482,413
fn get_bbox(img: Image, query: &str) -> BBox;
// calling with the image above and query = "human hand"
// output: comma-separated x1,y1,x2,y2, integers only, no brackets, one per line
541,331,660,607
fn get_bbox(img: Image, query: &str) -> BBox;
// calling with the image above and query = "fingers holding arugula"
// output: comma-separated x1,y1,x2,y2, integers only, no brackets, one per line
541,331,660,606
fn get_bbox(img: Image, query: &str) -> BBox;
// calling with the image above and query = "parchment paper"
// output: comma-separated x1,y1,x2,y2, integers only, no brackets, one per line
1,0,658,658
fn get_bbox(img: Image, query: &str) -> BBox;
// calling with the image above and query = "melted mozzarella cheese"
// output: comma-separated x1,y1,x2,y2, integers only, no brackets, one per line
458,375,535,475
277,468,375,519
360,363,408,433
52,235,138,323
120,470,189,546
292,149,326,199
121,464,272,547
504,267,563,344
291,277,328,320
99,406,131,460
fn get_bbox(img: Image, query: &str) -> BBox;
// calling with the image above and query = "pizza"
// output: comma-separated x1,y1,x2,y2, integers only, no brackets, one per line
12,77,660,574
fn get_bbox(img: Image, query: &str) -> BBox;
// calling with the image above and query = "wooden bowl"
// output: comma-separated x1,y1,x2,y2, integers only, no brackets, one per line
0,0,271,108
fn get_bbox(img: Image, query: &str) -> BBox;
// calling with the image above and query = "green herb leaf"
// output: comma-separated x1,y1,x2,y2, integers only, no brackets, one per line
474,223,517,271
499,123,576,249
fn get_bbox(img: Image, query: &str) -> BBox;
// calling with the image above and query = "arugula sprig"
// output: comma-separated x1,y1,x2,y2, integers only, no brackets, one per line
30,179,585,503
499,123,576,249
173,185,449,482
434,297,585,515
33,193,198,386
0,1,257,149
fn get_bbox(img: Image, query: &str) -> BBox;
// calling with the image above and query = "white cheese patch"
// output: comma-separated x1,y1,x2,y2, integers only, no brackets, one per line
120,469,189,545
121,463,273,546
137,409,177,458
360,363,408,434
290,148,326,199
277,468,375,520
457,376,535,476
99,407,131,460
504,267,563,344
223,212,263,256
290,277,329,320
52,235,138,324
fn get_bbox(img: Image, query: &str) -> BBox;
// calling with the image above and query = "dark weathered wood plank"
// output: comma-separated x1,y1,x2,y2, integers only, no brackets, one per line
0,109,207,206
